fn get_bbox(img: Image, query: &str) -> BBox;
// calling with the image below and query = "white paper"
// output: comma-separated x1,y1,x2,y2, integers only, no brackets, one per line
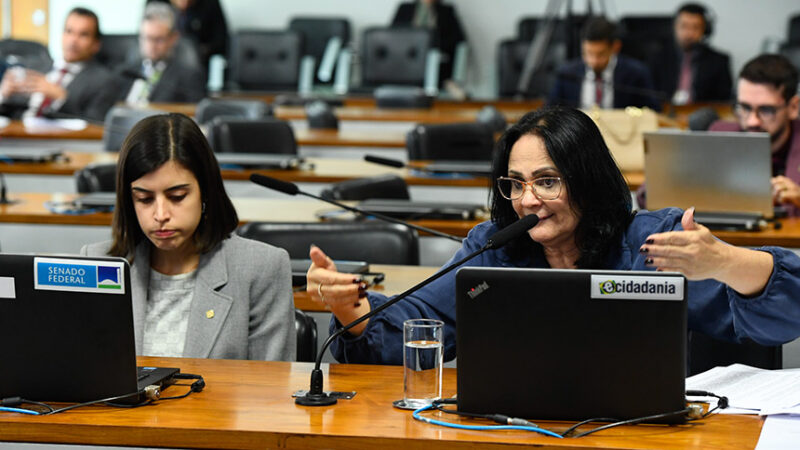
755,415,800,450
686,364,800,414
23,117,88,132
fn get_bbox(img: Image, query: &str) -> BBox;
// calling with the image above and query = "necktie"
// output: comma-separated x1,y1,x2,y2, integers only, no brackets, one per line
36,67,69,117
678,53,693,101
595,78,604,107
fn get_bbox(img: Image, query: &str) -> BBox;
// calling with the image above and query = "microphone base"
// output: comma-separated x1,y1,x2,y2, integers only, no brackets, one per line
294,392,338,406
0,197,18,205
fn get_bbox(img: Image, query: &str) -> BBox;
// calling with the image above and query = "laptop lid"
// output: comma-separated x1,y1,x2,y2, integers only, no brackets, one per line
455,267,687,423
357,199,485,220
424,161,491,176
644,130,773,218
0,148,63,163
0,254,176,403
215,153,304,170
73,192,116,210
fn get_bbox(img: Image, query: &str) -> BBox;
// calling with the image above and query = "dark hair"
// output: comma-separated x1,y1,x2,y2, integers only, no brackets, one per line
581,16,618,44
676,3,712,36
490,106,633,268
68,7,102,40
739,54,799,102
109,113,238,259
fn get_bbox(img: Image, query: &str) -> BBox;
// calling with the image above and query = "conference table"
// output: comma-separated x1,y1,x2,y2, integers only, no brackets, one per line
1,193,798,247
0,356,763,449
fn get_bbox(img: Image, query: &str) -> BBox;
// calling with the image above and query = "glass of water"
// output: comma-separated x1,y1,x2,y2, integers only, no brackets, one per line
394,318,443,410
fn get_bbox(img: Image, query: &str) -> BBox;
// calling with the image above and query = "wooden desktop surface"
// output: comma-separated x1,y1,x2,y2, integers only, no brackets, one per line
0,120,105,140
293,264,437,312
2,193,798,248
0,356,763,449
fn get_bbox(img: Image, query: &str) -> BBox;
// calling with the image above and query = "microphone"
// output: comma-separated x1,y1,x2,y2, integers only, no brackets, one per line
363,155,491,178
364,155,404,168
249,173,463,243
294,213,540,406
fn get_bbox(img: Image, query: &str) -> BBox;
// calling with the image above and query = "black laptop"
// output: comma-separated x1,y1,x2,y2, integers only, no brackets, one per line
0,148,63,163
423,160,492,177
357,199,486,220
455,267,687,423
0,254,178,403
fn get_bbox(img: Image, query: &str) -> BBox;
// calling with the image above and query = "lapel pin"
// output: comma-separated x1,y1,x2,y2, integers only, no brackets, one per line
206,309,215,319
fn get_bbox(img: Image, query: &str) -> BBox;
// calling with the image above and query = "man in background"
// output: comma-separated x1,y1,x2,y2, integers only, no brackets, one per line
710,54,800,213
651,2,732,104
0,7,118,121
548,16,660,110
120,2,206,104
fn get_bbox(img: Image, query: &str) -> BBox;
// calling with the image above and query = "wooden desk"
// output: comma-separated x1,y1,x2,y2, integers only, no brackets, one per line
0,120,104,140
293,264,437,312
0,356,763,449
274,105,529,124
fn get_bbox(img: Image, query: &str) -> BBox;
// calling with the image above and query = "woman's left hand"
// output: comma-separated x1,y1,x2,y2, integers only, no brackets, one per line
640,208,731,280
640,208,773,296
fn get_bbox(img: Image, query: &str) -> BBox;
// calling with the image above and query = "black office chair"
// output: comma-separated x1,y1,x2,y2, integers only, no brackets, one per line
618,15,675,64
95,34,138,69
209,117,297,154
195,98,272,125
320,174,410,201
496,38,567,98
294,309,318,363
0,39,53,73
687,330,783,376
288,16,351,84
360,27,432,88
103,106,164,152
406,122,495,161
779,43,800,77
75,163,116,193
236,222,420,265
227,30,304,91
788,14,800,44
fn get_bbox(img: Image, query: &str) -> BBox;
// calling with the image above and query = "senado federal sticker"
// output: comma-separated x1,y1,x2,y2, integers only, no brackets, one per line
590,275,683,300
34,257,125,295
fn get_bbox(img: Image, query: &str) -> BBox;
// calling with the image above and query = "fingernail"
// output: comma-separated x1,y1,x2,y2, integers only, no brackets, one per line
353,301,361,307
639,246,648,253
645,257,654,265
358,291,367,299
359,281,368,290
352,278,363,284
645,239,654,244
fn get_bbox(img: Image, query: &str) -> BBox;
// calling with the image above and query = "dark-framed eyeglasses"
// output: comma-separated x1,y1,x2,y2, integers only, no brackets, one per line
496,176,562,201
733,102,788,122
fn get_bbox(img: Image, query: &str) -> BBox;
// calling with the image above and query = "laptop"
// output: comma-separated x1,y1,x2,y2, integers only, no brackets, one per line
357,199,486,220
72,192,116,211
455,267,687,423
0,254,178,403
423,160,492,177
0,148,63,163
215,153,305,170
644,130,773,229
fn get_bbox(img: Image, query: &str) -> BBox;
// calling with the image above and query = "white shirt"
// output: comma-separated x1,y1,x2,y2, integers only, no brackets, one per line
580,55,616,109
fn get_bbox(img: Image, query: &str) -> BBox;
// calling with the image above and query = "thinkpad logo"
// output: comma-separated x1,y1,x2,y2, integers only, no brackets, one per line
466,281,489,299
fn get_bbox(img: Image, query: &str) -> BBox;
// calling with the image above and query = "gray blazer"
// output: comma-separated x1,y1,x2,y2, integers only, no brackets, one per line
81,235,295,361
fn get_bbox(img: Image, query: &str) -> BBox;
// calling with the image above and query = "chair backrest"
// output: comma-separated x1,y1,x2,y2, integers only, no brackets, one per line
289,16,351,83
75,163,117,193
496,39,567,98
236,222,420,265
103,106,164,152
406,122,495,161
618,15,675,64
0,39,53,73
227,30,304,91
687,330,782,376
95,34,139,69
210,117,297,154
361,27,432,87
788,14,800,44
294,309,317,362
320,174,410,201
779,43,800,78
195,98,271,125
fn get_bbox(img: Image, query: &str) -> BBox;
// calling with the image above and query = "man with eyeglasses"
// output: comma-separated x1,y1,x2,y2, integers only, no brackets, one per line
709,54,800,214
117,2,205,105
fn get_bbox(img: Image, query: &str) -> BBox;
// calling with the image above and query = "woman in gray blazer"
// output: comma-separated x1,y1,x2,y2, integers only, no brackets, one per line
82,113,295,361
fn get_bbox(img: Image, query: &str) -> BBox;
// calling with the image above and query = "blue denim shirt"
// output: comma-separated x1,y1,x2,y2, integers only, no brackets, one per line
330,208,800,365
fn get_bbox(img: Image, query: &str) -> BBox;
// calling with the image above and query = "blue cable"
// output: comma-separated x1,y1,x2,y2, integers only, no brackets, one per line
412,405,563,438
0,406,40,415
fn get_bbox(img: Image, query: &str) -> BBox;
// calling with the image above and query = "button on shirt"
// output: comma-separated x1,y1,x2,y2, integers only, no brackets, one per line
580,56,616,109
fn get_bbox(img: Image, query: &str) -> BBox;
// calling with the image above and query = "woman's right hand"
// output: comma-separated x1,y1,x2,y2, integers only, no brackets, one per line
307,245,371,334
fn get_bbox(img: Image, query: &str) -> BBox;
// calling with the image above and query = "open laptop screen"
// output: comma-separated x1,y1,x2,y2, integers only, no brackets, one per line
455,267,687,423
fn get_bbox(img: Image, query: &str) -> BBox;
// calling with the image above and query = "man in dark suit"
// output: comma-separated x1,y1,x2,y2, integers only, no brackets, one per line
120,2,205,104
650,3,732,104
0,7,118,122
391,0,466,85
548,16,660,110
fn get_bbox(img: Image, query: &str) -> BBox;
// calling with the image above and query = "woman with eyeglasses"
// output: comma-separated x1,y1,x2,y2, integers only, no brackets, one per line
308,106,800,365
